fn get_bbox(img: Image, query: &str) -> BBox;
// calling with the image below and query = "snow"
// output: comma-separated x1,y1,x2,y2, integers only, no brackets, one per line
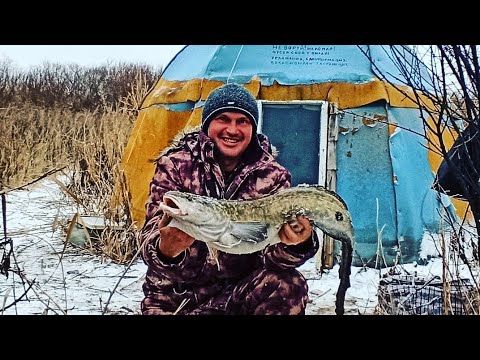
0,178,476,315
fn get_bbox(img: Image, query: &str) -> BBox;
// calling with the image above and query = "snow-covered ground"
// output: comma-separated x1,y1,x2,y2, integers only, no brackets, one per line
0,178,477,315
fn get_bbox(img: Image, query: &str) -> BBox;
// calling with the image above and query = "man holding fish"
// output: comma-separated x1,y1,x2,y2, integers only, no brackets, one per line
140,83,319,315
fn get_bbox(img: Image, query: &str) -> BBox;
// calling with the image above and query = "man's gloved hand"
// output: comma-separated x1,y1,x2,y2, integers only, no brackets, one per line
157,213,195,258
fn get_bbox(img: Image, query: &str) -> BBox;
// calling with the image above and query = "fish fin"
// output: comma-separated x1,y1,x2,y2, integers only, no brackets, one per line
229,222,269,243
212,239,242,249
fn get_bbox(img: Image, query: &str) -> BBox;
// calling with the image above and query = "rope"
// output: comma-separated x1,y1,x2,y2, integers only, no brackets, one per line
226,45,244,84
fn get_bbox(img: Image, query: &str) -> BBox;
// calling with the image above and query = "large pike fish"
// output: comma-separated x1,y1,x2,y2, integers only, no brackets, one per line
160,185,354,254
159,184,354,315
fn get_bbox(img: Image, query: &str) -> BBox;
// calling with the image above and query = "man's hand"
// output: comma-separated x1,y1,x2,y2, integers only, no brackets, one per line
278,215,313,246
157,213,195,258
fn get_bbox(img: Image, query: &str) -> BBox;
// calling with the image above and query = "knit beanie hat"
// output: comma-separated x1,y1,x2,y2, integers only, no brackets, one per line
201,83,259,133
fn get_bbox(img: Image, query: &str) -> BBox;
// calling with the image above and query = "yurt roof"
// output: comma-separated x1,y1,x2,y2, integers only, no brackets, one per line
160,45,432,91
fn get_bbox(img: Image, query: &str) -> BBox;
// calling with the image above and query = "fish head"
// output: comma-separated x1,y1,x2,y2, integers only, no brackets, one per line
310,207,355,246
159,191,230,242
290,185,355,247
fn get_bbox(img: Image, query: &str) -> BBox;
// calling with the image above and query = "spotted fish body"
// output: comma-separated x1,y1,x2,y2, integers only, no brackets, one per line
159,184,354,255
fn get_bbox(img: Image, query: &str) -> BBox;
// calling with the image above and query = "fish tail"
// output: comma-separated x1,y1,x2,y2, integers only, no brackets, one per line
335,239,353,315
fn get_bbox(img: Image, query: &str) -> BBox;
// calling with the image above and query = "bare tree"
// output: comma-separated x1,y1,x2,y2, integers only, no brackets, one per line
359,45,480,263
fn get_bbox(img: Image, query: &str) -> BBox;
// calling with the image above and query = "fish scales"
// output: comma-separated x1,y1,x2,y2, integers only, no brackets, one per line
217,188,345,225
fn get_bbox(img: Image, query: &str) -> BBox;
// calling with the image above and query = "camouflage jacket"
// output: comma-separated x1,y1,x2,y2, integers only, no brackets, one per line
140,129,319,314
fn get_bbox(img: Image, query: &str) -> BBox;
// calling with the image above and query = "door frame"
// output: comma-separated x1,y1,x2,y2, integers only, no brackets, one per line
257,100,338,270
257,100,329,187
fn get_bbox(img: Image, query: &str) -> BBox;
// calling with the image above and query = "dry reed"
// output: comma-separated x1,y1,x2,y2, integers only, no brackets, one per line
1,69,154,264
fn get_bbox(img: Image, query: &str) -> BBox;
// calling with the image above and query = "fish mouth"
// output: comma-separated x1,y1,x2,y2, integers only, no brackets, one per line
160,196,187,217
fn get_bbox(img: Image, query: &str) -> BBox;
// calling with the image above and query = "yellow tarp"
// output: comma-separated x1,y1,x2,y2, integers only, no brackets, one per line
142,78,426,110
116,107,199,227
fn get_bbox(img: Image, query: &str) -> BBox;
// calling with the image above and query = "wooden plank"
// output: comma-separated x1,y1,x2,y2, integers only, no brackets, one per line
316,102,338,271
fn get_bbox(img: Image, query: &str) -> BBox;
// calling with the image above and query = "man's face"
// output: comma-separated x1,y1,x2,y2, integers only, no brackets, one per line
207,111,253,164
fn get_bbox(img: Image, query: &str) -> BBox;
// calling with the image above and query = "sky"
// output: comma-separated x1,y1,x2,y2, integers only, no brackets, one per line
0,176,476,315
0,45,186,70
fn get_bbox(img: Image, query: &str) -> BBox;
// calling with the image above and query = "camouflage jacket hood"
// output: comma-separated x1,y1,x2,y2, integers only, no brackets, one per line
140,127,319,314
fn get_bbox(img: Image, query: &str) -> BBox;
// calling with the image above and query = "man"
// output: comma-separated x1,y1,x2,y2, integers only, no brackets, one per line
433,122,480,200
140,82,319,315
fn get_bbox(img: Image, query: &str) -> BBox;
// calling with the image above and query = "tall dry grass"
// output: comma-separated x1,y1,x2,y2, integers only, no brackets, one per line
1,105,130,187
0,64,157,264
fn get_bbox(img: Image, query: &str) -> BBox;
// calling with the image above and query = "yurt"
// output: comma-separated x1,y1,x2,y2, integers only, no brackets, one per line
117,45,464,267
